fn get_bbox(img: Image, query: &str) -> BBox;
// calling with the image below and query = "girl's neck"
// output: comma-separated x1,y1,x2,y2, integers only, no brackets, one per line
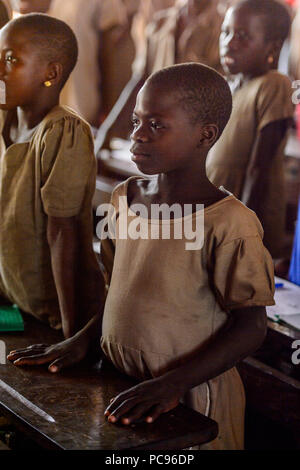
154,159,224,207
229,67,272,91
17,96,59,129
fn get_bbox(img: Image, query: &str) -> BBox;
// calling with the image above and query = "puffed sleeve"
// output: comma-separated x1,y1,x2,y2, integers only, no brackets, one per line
99,178,132,287
40,116,96,217
213,235,275,311
99,180,125,287
256,72,294,131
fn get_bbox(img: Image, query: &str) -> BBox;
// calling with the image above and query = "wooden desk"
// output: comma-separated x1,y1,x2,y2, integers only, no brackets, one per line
0,315,218,450
238,319,300,448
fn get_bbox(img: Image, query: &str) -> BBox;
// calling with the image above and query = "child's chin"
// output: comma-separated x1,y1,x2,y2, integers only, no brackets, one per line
222,62,241,76
133,162,157,175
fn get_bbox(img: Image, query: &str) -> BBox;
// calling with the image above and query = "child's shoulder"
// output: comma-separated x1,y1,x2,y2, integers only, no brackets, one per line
37,105,92,137
110,176,148,207
206,194,264,247
259,70,290,83
250,70,292,94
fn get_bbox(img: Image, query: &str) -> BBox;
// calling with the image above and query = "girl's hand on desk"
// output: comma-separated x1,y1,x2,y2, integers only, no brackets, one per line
104,376,183,425
7,335,89,373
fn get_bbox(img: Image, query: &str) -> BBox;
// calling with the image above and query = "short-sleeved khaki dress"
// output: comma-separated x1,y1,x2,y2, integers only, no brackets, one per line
100,176,275,450
206,71,294,258
133,2,224,77
0,105,100,329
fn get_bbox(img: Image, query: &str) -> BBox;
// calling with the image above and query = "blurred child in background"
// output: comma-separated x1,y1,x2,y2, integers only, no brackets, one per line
207,0,294,259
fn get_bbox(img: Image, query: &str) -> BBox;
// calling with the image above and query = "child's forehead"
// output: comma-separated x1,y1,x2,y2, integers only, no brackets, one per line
134,82,179,116
226,4,265,29
0,24,31,49
0,24,49,61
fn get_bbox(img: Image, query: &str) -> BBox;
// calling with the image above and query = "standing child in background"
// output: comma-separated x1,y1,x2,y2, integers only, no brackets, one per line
206,0,294,259
9,64,275,450
95,0,225,151
0,14,102,337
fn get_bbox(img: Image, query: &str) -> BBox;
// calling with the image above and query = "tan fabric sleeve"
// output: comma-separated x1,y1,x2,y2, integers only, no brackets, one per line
40,116,95,217
100,238,115,286
99,177,135,285
213,235,275,310
256,73,294,131
99,0,128,30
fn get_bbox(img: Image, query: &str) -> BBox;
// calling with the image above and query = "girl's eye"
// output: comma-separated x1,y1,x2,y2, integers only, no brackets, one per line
131,117,139,127
150,121,163,130
221,28,229,36
5,55,17,64
236,31,248,40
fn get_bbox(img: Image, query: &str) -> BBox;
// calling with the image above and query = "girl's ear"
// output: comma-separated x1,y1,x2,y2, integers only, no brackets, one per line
44,62,63,87
197,124,219,148
266,40,283,69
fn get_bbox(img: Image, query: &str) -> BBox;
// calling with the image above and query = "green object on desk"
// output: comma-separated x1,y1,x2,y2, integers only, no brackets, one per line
0,305,24,332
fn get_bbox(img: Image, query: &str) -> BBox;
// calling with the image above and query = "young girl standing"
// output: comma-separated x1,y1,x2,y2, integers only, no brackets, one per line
9,63,275,450
0,14,102,337
206,0,294,258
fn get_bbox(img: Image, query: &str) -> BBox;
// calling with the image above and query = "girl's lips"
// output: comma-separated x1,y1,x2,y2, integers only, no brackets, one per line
131,153,150,163
223,56,236,66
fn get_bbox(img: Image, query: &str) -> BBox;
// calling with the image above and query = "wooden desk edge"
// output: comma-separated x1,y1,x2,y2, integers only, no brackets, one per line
127,424,218,451
0,398,218,450
0,401,64,450
0,316,219,450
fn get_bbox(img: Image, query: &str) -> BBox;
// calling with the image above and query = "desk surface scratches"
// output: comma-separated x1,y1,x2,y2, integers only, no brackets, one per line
0,315,218,450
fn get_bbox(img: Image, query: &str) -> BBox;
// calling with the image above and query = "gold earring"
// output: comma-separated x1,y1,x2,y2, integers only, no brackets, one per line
267,55,274,64
44,81,52,87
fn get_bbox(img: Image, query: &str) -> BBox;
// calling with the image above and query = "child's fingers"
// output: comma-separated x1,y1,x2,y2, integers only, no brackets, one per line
105,391,136,414
7,348,49,361
12,352,58,366
105,397,141,423
9,344,48,354
120,403,153,425
144,404,165,423
48,354,76,373
104,398,115,416
7,344,50,360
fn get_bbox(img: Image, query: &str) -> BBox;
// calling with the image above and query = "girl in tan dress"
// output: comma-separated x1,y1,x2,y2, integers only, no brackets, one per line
0,14,102,338
11,0,139,125
206,0,294,258
9,63,275,450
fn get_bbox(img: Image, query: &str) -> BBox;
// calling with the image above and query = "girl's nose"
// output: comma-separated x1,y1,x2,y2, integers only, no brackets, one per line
226,33,239,51
0,59,5,78
221,32,238,52
130,124,149,143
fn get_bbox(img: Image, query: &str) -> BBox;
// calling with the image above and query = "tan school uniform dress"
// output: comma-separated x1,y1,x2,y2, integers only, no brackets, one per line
131,0,177,76
206,70,294,258
0,106,100,329
100,176,275,450
134,1,224,78
47,0,104,125
99,0,138,116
